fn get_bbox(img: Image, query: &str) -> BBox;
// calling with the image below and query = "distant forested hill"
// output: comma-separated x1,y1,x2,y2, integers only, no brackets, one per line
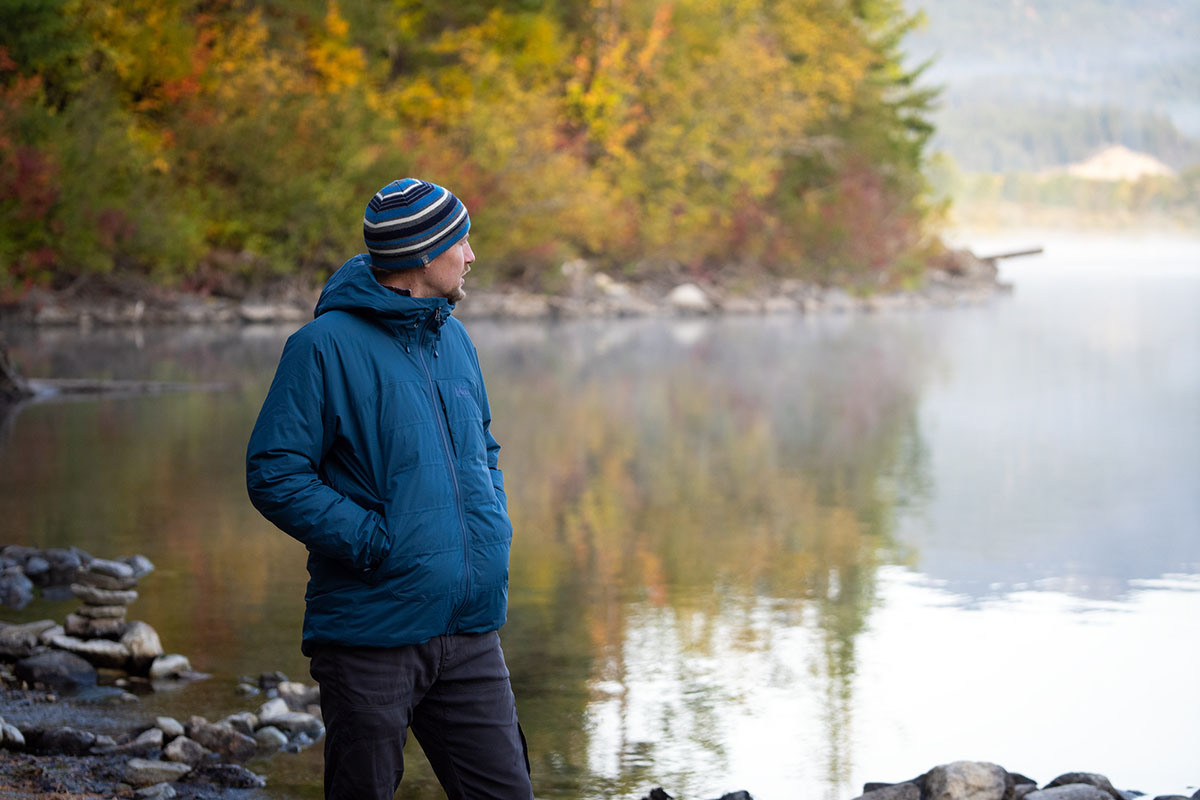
905,0,1200,171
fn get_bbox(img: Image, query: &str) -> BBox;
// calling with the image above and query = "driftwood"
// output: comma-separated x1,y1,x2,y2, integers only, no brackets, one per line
977,247,1044,261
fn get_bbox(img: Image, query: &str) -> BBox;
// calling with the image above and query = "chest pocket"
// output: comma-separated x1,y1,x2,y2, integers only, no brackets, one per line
435,378,486,466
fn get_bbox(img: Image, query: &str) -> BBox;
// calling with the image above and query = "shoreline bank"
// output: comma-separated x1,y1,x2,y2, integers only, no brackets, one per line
0,250,1009,329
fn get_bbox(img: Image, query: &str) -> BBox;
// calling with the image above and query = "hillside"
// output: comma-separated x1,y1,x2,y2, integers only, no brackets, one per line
905,0,1200,171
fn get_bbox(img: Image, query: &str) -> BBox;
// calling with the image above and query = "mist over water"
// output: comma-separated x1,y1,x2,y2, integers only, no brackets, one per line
1,235,1197,799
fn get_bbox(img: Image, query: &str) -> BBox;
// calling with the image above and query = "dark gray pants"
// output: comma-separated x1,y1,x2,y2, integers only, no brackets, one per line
309,631,533,800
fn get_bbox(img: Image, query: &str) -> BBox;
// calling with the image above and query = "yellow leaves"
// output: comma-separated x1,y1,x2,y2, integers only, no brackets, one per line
307,2,367,94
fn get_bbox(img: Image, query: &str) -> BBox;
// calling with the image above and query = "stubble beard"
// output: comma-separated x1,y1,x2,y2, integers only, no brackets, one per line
447,285,466,304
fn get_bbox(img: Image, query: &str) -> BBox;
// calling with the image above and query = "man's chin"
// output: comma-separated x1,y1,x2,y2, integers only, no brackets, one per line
447,286,467,304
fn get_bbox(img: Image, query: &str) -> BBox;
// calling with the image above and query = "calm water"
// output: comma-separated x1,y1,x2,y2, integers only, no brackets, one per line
1,235,1197,799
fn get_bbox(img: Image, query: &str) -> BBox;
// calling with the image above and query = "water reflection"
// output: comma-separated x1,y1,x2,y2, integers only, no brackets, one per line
0,237,1197,799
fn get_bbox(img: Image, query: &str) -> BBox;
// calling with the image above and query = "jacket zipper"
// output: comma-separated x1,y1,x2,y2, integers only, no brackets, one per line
417,308,473,631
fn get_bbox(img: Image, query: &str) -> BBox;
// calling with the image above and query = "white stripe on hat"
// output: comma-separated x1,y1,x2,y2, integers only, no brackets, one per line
370,206,467,255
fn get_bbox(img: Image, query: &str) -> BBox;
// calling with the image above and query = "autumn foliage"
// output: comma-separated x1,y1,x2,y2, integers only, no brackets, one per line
0,0,938,297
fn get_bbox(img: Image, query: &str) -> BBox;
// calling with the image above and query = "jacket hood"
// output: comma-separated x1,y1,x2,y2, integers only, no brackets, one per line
315,253,453,328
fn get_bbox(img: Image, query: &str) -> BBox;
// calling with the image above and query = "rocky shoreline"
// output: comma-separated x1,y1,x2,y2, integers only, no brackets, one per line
1,544,324,798
0,250,1008,328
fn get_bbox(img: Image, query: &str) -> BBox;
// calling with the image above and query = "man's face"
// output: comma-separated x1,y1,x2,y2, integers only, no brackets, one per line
425,236,474,303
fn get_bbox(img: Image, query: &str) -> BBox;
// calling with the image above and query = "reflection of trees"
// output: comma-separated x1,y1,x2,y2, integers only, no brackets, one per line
487,318,933,798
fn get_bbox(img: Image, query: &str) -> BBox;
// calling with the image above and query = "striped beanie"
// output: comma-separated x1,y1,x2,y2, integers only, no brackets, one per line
363,178,471,270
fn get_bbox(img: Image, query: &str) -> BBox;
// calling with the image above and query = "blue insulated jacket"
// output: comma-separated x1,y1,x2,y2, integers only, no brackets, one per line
246,254,511,652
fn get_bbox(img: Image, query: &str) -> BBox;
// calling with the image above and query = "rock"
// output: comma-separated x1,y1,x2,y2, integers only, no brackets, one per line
23,555,50,581
155,717,185,738
71,583,137,606
185,716,257,762
278,680,321,709
2,721,26,748
666,283,713,314
124,758,192,786
235,682,260,696
37,624,65,645
39,726,97,755
1151,796,1191,800
0,620,59,659
856,784,921,800
47,633,131,668
1045,774,1124,800
163,735,210,766
86,558,136,581
1025,787,1115,800
135,783,178,799
258,670,289,691
148,654,192,679
0,569,35,609
253,725,288,753
257,696,290,720
65,612,126,639
188,763,266,789
75,603,128,619
1015,786,1039,800
43,547,82,576
74,570,138,591
715,793,754,800
122,554,156,579
262,711,324,738
925,761,1009,800
121,621,164,672
219,711,257,736
95,726,163,757
14,651,98,690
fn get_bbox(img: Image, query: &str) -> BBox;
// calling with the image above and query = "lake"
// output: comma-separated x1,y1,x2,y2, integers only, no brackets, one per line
1,234,1197,799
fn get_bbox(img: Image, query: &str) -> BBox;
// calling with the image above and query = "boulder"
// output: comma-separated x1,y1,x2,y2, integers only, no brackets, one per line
46,633,131,668
1026,787,1115,800
149,654,192,680
121,621,164,672
925,761,1009,800
0,620,59,659
1045,774,1124,800
155,716,185,738
39,726,97,755
185,716,257,762
188,763,266,789
123,758,192,787
856,784,921,800
1015,786,1039,800
70,583,137,606
163,735,210,766
253,725,288,753
666,283,713,314
14,651,98,690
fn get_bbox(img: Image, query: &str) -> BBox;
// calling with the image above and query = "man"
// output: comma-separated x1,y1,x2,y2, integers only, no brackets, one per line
246,178,532,800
